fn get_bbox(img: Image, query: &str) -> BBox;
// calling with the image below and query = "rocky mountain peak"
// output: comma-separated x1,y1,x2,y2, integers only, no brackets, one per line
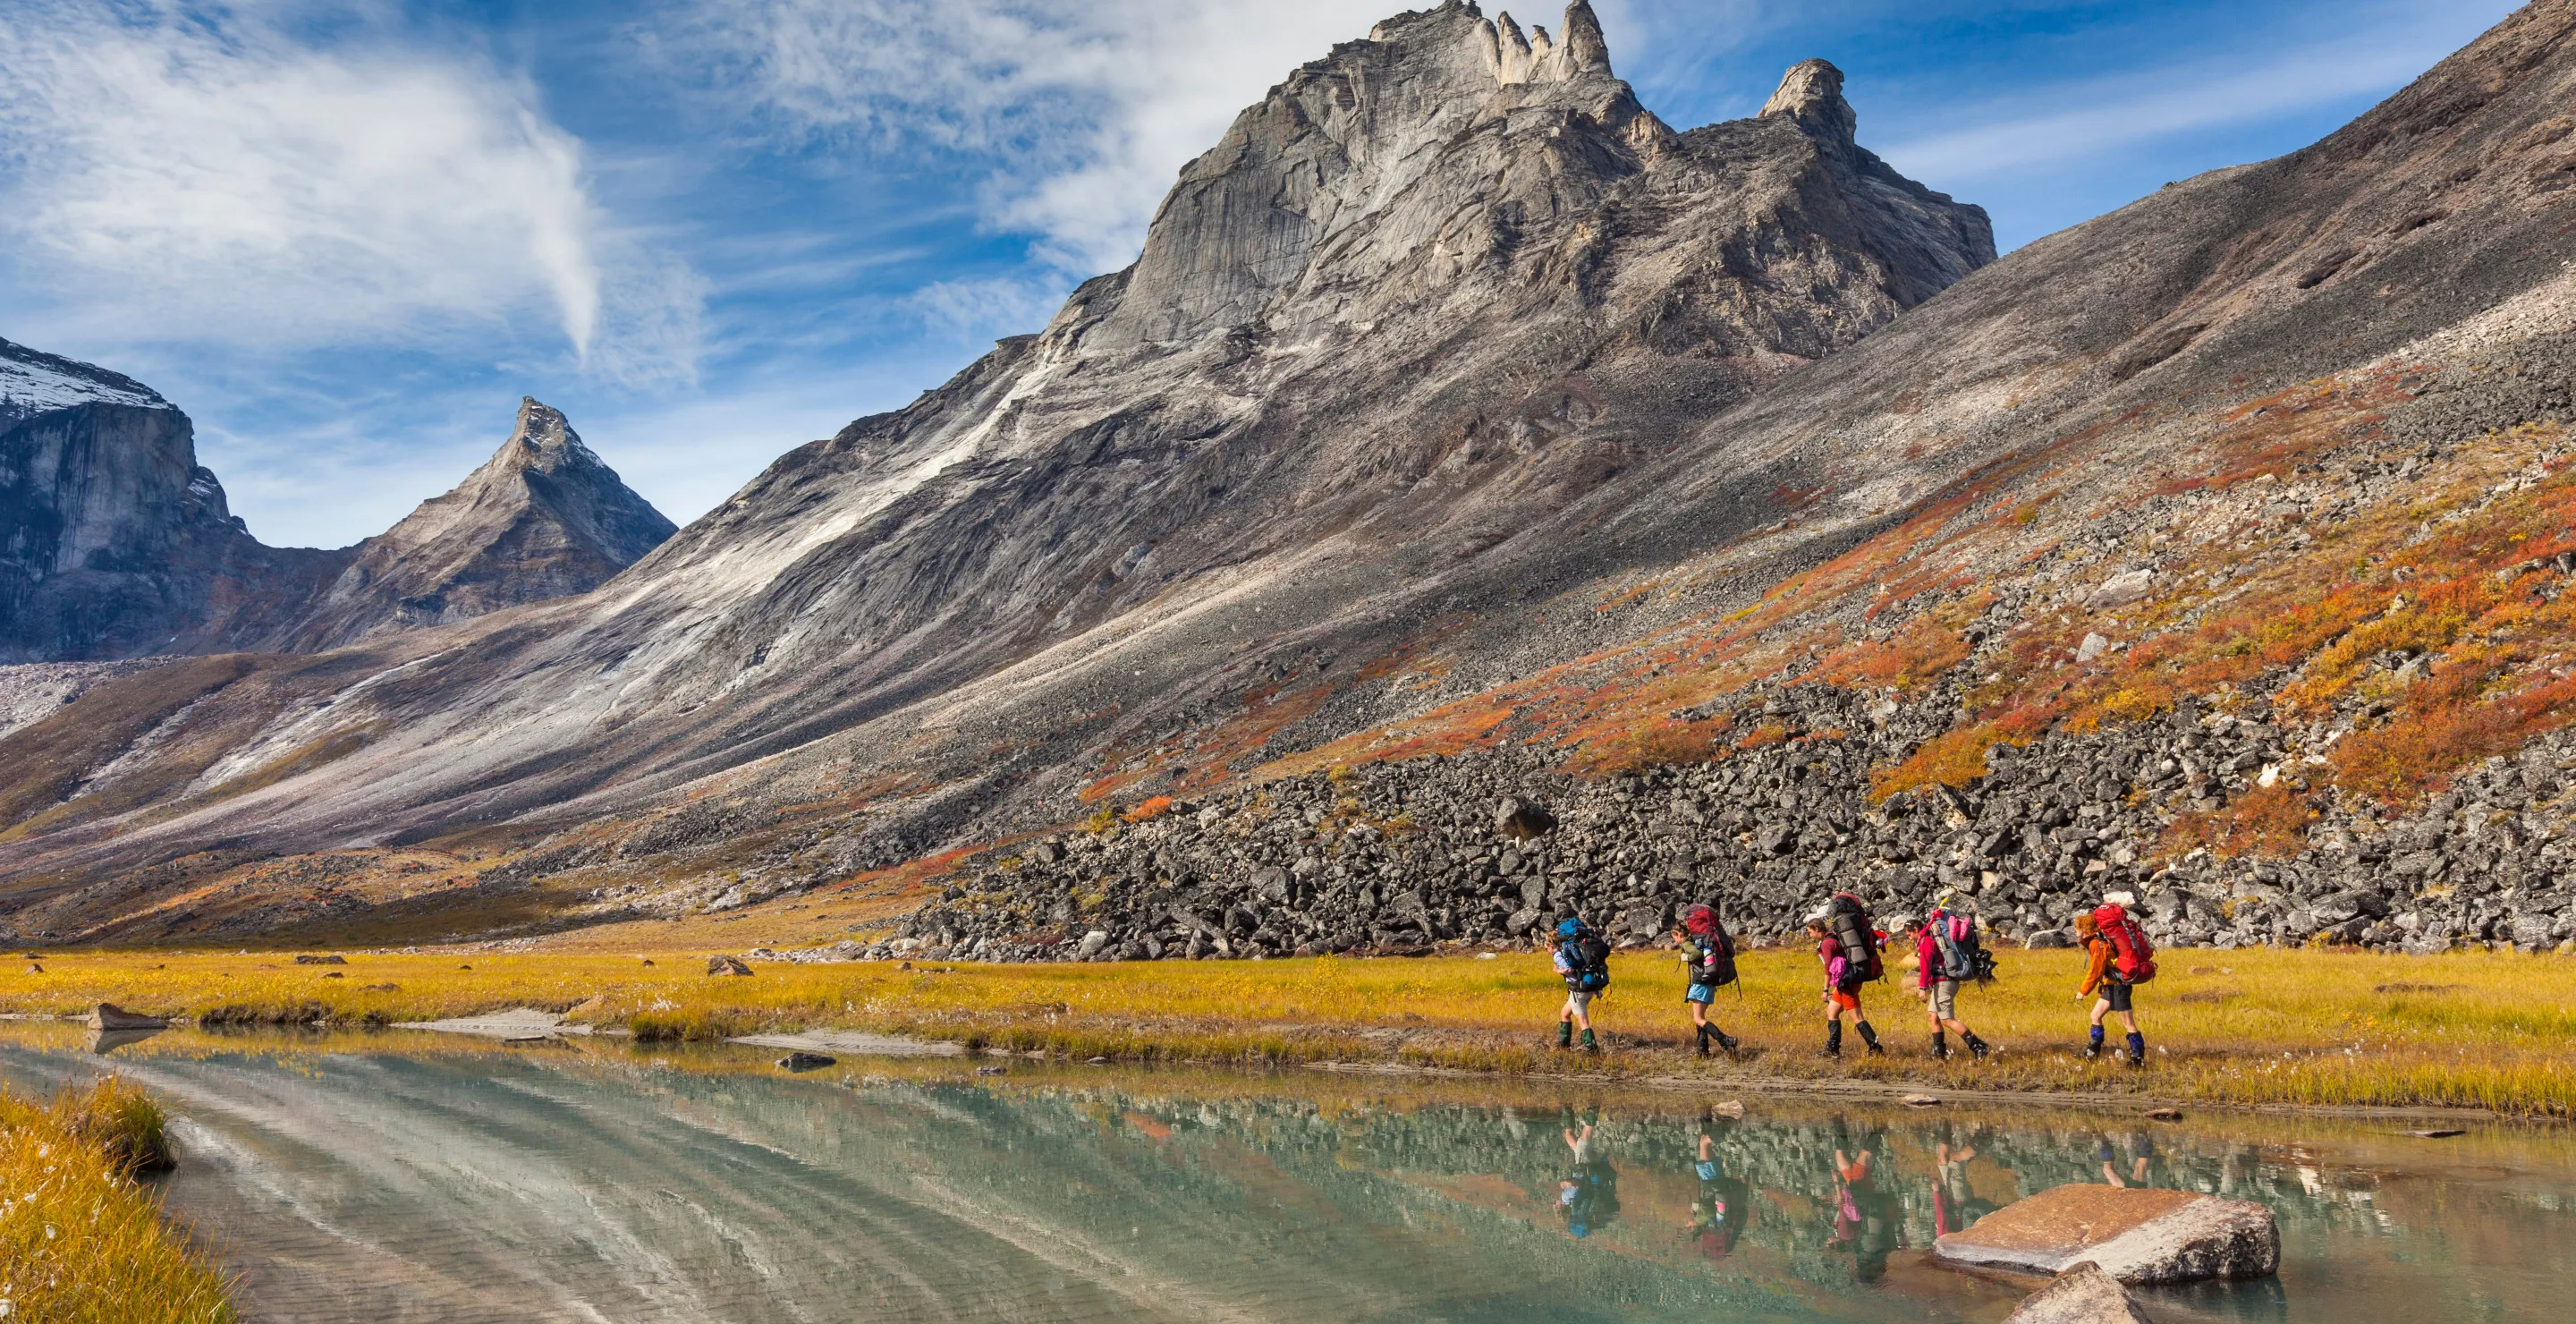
1485,2,1613,84
276,400,675,649
1758,58,1858,146
484,397,609,479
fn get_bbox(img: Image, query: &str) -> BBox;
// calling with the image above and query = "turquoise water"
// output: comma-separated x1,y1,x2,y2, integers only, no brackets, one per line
4,1029,2570,1323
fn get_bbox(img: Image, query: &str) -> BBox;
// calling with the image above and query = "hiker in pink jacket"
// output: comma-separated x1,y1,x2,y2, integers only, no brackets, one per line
1914,894,1994,1061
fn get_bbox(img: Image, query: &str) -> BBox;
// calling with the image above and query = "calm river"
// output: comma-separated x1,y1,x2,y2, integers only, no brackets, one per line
3,1025,2568,1323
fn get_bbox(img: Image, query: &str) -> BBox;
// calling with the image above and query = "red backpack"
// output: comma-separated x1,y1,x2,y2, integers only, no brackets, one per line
2092,904,2157,984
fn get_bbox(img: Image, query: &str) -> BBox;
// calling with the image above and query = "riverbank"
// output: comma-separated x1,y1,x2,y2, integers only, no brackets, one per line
0,1075,233,1322
7,945,2572,1115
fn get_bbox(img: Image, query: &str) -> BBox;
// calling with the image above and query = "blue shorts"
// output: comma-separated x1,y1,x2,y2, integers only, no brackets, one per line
1685,983,1716,1005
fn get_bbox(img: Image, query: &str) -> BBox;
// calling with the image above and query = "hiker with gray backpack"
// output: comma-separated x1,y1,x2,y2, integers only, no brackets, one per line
1913,892,1996,1061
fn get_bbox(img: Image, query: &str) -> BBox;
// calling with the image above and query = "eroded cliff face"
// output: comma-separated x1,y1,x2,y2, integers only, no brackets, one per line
0,361,343,663
0,337,673,662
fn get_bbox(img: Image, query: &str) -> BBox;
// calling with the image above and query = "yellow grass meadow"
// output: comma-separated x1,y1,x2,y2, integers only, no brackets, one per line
7,944,2575,1114
0,1077,233,1324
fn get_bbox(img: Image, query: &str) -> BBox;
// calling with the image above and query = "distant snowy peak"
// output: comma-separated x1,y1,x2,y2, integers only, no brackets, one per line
0,336,170,430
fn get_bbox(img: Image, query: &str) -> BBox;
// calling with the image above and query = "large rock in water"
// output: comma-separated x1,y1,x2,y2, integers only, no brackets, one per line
1935,1184,2277,1285
2004,1264,2156,1324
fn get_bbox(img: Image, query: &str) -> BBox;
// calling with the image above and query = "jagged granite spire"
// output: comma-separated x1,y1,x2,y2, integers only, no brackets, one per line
1761,58,1859,145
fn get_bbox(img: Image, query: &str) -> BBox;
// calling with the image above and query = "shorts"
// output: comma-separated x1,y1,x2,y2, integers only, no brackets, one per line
1827,989,1861,1013
1563,989,1597,1016
1685,982,1717,1006
1926,979,1959,1020
2097,980,2133,1013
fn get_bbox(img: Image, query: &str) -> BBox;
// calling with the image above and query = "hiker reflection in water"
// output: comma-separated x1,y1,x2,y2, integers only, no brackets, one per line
1687,1112,1750,1259
1930,1125,1998,1236
2099,1131,2161,1187
1557,1110,1622,1239
1829,1126,1900,1282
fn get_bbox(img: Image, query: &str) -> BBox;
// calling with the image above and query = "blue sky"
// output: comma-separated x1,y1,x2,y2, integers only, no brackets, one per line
0,0,2521,548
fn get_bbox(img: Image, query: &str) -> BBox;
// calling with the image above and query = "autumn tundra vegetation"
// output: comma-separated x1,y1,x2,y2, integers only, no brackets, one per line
5,943,2572,1116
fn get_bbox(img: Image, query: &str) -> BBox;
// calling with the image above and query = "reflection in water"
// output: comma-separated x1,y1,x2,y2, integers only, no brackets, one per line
3,1031,2572,1324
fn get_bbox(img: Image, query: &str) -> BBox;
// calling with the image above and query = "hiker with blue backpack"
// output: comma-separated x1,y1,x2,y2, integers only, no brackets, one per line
1554,916,1613,1053
1913,892,1995,1061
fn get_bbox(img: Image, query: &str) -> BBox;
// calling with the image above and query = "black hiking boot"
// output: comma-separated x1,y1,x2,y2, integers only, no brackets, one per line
1715,1031,1741,1056
1966,1034,1992,1061
1857,1022,1885,1056
1931,1035,1951,1061
1694,1025,1712,1057
1823,1022,1843,1058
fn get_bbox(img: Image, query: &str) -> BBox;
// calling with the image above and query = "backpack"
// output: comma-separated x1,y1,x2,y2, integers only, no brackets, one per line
1564,929,1613,992
1928,911,1977,980
1683,904,1739,989
2093,904,2157,984
1828,893,1883,987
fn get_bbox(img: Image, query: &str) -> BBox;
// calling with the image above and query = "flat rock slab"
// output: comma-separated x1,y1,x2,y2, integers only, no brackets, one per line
1936,1184,2277,1285
2004,1263,2156,1323
727,1031,963,1057
394,1008,592,1040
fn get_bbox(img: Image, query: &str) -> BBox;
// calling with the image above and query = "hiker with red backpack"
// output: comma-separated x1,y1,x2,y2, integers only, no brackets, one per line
1913,892,1995,1061
1674,904,1741,1057
2074,893,2157,1066
1806,893,1886,1058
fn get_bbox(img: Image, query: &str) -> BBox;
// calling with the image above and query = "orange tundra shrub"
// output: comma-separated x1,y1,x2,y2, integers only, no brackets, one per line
2161,784,2319,859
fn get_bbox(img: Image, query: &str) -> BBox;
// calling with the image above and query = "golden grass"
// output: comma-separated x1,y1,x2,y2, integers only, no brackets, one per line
0,1078,233,1323
8,946,2576,1115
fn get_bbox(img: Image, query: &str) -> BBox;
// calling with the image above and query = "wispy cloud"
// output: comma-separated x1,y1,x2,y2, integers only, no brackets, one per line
0,0,700,380
653,0,1438,276
1875,15,2478,183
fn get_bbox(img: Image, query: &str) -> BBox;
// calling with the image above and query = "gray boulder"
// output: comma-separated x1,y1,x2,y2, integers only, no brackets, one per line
1936,1184,2278,1285
2004,1263,2156,1323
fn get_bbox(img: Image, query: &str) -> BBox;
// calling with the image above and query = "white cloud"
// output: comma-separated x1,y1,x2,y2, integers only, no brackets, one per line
1874,10,2499,184
0,1,699,379
660,0,1498,275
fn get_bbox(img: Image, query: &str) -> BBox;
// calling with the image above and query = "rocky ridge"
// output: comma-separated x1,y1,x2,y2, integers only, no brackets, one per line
0,1,1997,895
0,364,674,662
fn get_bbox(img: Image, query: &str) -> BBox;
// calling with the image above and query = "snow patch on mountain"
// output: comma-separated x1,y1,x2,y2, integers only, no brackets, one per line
0,337,169,430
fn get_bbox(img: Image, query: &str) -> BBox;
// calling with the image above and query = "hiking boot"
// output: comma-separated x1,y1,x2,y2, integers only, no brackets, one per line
1694,1026,1712,1057
1966,1035,1992,1061
2081,1044,2103,1061
1580,1030,1600,1054
1818,1046,1842,1059
1864,1041,1886,1057
1715,1032,1741,1056
1931,1036,1951,1061
1557,1022,1573,1049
